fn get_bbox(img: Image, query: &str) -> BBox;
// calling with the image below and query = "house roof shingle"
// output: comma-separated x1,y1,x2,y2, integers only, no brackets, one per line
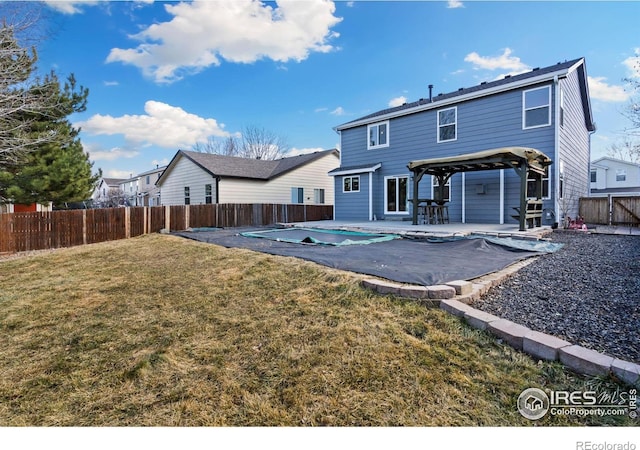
158,149,338,185
336,58,594,131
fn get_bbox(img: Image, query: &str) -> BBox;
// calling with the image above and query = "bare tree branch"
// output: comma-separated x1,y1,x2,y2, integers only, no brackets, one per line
192,136,240,156
192,125,289,161
239,124,289,160
0,25,66,168
607,136,640,163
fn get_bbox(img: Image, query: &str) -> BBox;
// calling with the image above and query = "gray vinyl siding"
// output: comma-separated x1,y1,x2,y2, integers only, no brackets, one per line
159,157,217,206
558,71,592,220
334,173,370,220
337,82,557,223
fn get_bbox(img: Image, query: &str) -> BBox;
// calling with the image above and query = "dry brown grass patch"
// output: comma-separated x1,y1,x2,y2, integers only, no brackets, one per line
0,234,633,426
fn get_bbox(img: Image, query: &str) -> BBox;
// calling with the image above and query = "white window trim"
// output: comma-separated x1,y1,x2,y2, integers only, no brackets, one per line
384,175,409,215
430,176,452,202
526,176,551,200
522,86,551,130
616,169,627,182
367,120,390,150
343,175,360,193
437,106,457,143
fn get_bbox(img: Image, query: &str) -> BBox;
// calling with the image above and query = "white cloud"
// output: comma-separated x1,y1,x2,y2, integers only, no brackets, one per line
330,106,346,116
45,0,152,14
623,48,640,79
388,96,407,107
107,0,343,83
447,1,464,9
88,146,140,162
106,170,134,179
314,107,329,113
77,101,235,148
151,158,170,167
103,81,119,87
464,48,530,73
588,76,630,103
43,0,100,14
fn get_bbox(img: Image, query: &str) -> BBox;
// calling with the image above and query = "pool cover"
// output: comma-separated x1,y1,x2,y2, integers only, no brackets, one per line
174,227,563,286
240,228,399,246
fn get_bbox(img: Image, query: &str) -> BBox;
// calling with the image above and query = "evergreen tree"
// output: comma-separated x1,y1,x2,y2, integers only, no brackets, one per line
0,73,100,207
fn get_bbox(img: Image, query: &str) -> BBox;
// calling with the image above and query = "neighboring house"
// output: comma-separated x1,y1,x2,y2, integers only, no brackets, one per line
138,165,166,206
92,177,127,207
590,157,640,196
119,176,140,206
156,149,340,206
331,58,596,226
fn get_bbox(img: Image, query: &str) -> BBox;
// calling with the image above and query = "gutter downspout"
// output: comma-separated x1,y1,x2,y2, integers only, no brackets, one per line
215,176,221,204
461,173,466,223
499,170,504,224
553,75,561,226
369,172,374,221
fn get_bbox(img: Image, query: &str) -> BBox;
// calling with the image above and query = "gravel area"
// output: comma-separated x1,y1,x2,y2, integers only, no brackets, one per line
474,230,640,365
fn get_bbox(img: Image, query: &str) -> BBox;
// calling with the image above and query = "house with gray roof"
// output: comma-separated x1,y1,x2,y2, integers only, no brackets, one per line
92,177,127,207
331,57,595,227
156,149,339,206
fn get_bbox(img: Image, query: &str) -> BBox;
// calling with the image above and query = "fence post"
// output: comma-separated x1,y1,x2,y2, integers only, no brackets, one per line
125,207,131,238
143,206,148,235
82,209,87,245
185,205,190,230
165,205,171,231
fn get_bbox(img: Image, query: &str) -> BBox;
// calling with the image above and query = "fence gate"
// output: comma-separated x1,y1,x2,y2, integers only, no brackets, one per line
579,196,640,226
612,197,640,226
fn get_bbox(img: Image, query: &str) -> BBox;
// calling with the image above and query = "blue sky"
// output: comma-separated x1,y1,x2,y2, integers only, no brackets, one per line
34,0,640,179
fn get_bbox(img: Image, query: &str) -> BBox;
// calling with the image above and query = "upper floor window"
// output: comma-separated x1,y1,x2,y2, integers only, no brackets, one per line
523,86,551,129
367,121,389,149
437,107,457,142
146,175,150,185
590,171,597,183
343,176,360,193
616,169,626,182
184,186,190,205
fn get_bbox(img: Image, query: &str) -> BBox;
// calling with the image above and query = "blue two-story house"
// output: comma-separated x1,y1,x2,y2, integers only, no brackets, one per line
330,58,596,229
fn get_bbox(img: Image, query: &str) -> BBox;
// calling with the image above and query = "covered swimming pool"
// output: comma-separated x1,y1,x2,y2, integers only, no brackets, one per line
240,228,400,246
174,227,563,286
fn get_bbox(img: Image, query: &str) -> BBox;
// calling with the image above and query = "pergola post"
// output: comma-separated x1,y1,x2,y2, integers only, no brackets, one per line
518,163,529,232
411,169,425,225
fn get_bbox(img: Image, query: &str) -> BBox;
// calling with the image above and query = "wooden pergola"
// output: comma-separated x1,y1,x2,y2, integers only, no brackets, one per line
407,147,553,231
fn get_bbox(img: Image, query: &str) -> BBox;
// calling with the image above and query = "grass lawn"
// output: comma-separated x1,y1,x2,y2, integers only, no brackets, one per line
0,234,634,426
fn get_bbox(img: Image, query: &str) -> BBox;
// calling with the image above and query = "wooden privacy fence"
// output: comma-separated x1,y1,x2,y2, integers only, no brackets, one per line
0,203,333,254
579,196,640,226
